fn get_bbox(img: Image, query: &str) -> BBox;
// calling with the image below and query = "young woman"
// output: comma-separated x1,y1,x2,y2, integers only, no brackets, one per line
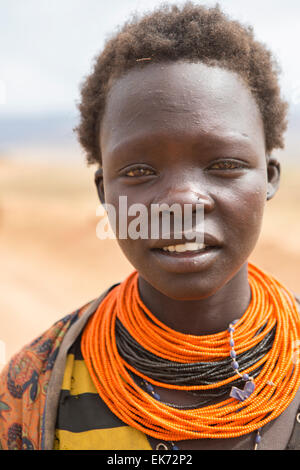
1,2,299,451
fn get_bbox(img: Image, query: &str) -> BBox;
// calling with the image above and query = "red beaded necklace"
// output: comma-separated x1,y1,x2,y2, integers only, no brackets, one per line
81,263,300,441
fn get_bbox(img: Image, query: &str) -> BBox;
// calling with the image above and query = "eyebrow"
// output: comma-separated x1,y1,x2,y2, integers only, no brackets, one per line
107,129,253,157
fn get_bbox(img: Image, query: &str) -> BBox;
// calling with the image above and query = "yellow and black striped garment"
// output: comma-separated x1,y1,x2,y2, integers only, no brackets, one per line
54,330,152,450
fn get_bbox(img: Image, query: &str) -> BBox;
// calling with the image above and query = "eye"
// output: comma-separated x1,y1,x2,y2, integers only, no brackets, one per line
208,159,248,171
122,166,155,177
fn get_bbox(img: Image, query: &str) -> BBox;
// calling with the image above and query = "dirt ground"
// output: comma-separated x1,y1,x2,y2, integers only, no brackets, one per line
1,153,299,365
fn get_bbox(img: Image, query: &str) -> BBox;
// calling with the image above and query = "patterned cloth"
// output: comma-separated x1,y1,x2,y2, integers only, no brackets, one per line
0,300,94,450
53,330,151,450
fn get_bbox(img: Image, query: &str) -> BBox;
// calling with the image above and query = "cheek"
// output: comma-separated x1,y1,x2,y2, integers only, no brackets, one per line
220,176,267,252
116,237,152,280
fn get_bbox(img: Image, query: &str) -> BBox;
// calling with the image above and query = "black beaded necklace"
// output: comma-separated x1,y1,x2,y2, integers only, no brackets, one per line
116,317,275,406
115,318,273,450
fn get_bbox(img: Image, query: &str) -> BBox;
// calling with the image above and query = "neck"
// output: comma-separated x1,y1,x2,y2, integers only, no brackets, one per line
137,263,251,335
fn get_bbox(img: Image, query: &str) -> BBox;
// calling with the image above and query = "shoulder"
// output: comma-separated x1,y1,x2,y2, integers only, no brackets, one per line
2,297,95,382
0,298,96,450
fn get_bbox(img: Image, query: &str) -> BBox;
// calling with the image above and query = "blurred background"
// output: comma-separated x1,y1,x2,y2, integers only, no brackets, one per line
1,0,299,365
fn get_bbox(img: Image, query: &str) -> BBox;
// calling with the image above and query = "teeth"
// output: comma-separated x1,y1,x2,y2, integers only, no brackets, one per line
162,242,206,252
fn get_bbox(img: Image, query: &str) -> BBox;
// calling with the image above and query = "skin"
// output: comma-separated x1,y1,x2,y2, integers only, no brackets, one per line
97,61,280,336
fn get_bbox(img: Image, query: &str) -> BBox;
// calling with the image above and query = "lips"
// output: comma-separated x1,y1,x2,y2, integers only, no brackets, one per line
149,232,222,250
161,242,205,253
149,233,222,274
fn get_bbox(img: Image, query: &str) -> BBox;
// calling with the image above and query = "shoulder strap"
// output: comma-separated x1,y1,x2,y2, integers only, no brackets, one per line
42,284,118,450
286,407,300,450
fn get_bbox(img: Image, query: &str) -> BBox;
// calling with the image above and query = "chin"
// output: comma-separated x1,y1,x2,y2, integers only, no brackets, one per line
145,271,224,301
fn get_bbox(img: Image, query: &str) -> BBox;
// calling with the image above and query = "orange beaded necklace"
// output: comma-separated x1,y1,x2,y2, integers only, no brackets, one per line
81,263,300,440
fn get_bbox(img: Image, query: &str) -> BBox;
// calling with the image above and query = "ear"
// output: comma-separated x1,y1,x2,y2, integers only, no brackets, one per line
94,167,105,205
266,156,281,201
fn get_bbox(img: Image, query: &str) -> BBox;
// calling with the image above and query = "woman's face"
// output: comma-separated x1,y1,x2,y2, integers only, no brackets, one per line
99,61,278,300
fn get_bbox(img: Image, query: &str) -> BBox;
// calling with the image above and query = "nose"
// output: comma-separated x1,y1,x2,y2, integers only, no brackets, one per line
152,176,215,214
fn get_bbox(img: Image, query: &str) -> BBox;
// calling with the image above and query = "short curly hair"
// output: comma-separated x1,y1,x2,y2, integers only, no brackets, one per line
75,2,288,166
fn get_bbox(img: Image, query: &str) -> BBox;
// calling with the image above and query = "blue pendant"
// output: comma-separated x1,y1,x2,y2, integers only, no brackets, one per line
230,380,255,402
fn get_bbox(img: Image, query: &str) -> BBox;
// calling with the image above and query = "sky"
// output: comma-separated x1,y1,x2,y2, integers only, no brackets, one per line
1,0,300,117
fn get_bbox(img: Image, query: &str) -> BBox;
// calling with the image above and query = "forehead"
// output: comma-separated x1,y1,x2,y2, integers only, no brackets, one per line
100,61,265,156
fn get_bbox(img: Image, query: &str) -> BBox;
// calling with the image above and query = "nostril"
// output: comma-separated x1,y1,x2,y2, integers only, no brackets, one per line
196,193,215,212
